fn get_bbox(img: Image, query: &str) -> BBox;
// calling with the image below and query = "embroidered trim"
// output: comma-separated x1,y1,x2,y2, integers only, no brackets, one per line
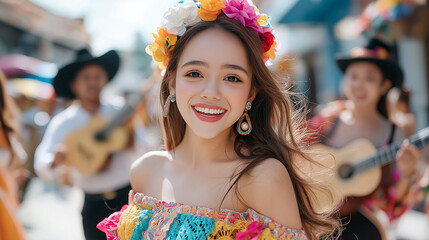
129,191,307,239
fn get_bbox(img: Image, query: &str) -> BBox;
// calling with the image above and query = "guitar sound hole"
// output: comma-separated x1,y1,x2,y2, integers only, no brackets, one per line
95,131,107,142
338,164,355,179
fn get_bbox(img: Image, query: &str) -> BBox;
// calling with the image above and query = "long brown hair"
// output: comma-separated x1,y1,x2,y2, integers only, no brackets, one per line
160,14,339,239
0,71,19,163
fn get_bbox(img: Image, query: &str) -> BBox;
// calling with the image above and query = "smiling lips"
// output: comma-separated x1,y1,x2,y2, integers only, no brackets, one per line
192,104,227,122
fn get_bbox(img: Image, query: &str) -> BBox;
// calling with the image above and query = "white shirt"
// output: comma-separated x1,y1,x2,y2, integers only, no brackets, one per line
34,101,148,194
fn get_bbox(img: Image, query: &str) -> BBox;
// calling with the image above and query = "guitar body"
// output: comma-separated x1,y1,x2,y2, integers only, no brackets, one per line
330,139,381,197
64,116,129,175
305,127,429,239
306,139,381,212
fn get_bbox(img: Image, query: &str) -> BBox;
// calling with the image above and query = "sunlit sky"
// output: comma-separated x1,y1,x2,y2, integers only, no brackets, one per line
29,0,297,55
30,0,178,54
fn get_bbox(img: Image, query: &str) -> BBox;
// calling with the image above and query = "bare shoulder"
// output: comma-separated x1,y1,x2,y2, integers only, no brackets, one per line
239,158,302,229
130,151,172,193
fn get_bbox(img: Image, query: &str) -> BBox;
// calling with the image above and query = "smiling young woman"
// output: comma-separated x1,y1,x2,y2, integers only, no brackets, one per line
98,1,340,239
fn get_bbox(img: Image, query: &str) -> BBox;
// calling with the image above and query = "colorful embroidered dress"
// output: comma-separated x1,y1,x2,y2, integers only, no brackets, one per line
97,191,307,240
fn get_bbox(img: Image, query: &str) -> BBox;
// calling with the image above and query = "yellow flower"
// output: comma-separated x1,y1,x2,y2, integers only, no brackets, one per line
207,220,249,240
117,203,142,240
263,40,277,60
257,14,268,27
259,228,276,240
198,0,226,21
182,205,191,213
191,206,198,214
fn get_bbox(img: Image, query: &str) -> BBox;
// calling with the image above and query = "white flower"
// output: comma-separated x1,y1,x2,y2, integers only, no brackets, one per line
161,0,201,36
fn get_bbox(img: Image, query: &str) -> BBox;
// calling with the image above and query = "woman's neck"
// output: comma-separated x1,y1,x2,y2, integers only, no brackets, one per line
175,127,237,167
346,100,381,120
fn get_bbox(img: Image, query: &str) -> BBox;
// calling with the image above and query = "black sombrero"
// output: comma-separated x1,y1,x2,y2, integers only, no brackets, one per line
53,49,120,99
336,38,403,88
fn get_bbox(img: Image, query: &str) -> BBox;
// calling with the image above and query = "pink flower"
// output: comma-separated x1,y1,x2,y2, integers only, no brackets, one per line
97,205,128,240
236,221,264,240
221,0,263,34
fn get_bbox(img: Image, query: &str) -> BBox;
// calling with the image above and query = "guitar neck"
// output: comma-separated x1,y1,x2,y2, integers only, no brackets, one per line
354,127,429,174
96,93,142,140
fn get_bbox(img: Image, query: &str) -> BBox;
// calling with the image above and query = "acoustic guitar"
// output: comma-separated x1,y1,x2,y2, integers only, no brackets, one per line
64,94,142,175
306,127,429,213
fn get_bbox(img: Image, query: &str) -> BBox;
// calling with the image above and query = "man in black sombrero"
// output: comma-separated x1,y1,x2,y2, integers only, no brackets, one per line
34,49,145,240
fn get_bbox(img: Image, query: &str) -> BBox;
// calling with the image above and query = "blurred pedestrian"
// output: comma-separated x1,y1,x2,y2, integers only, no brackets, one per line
309,38,421,239
34,49,148,240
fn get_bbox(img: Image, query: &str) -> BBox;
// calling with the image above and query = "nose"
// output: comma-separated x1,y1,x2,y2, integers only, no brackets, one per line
351,78,363,88
200,77,221,100
88,75,106,87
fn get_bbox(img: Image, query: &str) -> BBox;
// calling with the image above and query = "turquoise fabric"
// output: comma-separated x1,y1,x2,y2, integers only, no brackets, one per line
165,214,216,240
130,209,154,240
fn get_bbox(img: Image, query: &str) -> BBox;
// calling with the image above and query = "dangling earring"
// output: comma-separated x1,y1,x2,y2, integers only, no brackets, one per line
163,93,176,118
237,101,252,135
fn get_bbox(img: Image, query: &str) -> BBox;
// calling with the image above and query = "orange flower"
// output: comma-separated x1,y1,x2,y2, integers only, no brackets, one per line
145,28,177,67
198,0,226,21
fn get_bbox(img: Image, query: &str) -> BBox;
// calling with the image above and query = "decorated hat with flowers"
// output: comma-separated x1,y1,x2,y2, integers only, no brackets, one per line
336,37,403,88
145,0,279,69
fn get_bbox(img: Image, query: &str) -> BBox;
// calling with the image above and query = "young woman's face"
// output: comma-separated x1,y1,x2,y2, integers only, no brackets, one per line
173,28,253,139
343,61,391,107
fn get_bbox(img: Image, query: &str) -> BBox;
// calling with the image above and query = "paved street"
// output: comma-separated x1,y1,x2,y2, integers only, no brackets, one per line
390,210,429,240
17,178,85,240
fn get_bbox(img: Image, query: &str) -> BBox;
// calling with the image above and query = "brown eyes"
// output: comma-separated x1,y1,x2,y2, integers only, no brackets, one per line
224,76,242,82
186,71,202,78
185,71,242,83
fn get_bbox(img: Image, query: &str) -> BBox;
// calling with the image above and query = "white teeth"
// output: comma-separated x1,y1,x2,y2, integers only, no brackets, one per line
193,106,225,115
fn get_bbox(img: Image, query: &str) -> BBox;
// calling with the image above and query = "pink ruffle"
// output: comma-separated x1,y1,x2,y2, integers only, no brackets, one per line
236,221,264,240
97,205,128,240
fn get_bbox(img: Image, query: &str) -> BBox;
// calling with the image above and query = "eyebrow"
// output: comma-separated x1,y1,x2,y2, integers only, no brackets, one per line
181,60,208,68
180,60,249,76
222,64,249,76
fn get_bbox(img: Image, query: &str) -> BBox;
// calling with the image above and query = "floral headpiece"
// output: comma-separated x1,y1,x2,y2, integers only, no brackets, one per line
350,46,390,60
145,0,279,69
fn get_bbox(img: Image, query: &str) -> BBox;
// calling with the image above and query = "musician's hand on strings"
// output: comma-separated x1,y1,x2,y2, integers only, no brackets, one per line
396,139,420,179
52,145,67,168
